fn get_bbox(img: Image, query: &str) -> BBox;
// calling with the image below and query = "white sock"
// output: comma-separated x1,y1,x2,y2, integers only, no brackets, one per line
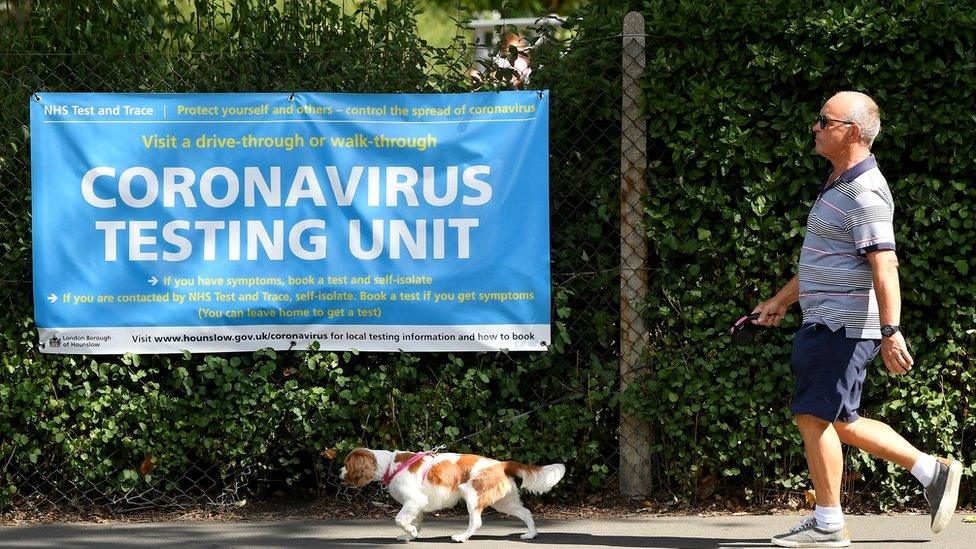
911,453,939,487
814,505,844,530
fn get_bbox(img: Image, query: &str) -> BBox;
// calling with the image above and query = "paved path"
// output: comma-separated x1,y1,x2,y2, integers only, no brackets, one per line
0,514,970,548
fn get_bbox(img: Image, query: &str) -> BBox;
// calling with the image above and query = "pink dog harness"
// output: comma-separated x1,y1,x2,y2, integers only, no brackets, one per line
381,451,436,488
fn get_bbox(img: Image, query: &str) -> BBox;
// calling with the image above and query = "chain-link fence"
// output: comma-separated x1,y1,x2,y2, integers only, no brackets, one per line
0,8,660,514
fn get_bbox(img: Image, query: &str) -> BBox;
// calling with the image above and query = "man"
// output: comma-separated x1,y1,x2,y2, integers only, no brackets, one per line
754,91,963,548
494,32,531,87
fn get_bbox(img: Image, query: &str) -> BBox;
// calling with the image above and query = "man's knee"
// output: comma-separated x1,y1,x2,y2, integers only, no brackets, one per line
831,418,856,441
832,417,860,428
794,413,829,429
833,417,888,441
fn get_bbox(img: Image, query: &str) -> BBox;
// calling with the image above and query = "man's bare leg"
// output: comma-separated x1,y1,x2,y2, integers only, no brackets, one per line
796,414,844,507
832,417,921,469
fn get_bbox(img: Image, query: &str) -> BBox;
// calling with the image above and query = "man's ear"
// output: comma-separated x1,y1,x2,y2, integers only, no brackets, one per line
849,123,862,144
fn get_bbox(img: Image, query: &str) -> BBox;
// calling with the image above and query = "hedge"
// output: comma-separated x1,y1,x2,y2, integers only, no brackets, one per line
1,0,972,513
0,1,625,510
629,0,974,508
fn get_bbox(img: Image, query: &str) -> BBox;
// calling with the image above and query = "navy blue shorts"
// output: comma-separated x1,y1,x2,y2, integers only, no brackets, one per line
790,323,881,423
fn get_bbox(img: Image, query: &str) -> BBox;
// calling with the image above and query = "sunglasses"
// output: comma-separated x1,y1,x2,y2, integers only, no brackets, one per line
816,114,854,130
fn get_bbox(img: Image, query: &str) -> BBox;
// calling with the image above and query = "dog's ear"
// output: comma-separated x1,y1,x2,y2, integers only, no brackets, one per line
343,448,378,487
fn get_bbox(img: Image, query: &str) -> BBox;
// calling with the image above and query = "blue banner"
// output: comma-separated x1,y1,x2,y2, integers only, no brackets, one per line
31,92,550,353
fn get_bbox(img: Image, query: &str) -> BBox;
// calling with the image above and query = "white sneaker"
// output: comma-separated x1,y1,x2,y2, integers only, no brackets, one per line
771,516,851,548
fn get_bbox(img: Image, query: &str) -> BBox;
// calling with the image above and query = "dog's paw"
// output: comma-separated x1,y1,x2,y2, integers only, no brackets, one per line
396,533,415,542
520,531,537,540
451,533,470,543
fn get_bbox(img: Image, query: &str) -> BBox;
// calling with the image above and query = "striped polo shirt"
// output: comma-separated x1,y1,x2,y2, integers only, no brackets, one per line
798,155,896,340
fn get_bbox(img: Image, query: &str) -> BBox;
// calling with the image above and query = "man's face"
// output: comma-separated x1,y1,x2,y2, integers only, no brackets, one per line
812,96,856,159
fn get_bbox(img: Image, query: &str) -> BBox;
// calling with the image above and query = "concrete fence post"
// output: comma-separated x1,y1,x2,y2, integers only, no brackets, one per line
618,10,652,497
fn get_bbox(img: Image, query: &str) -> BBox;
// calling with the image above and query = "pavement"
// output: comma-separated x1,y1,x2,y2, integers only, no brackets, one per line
0,514,971,548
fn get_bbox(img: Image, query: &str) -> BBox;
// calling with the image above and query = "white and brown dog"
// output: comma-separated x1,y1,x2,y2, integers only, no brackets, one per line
340,448,565,542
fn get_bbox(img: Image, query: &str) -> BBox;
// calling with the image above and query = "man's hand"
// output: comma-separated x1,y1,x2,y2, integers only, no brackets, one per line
881,332,914,374
752,297,788,327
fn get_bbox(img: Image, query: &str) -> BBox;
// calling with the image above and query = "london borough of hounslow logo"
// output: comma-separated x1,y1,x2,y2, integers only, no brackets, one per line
48,335,61,348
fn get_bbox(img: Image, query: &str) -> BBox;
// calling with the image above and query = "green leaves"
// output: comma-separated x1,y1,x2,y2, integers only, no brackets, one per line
633,0,976,508
2,0,970,514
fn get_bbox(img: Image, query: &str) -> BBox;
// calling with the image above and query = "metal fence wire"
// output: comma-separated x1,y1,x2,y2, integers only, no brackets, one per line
0,15,659,513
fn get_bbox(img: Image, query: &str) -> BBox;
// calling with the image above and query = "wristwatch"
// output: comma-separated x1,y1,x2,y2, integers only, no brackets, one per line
880,324,900,338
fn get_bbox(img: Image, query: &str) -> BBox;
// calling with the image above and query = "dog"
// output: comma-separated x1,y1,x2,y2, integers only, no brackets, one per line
340,448,565,542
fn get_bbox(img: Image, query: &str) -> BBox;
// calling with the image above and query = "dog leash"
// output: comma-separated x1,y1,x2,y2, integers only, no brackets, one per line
730,311,765,346
421,391,584,454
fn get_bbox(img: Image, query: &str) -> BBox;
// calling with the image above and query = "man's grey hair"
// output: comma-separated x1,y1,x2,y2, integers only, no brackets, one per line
836,91,881,147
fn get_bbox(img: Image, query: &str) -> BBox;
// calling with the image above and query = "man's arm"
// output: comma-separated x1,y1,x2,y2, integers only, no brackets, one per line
752,275,798,326
866,249,914,374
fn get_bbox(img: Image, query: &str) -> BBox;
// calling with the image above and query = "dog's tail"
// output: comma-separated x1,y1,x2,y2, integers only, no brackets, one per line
503,461,566,494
